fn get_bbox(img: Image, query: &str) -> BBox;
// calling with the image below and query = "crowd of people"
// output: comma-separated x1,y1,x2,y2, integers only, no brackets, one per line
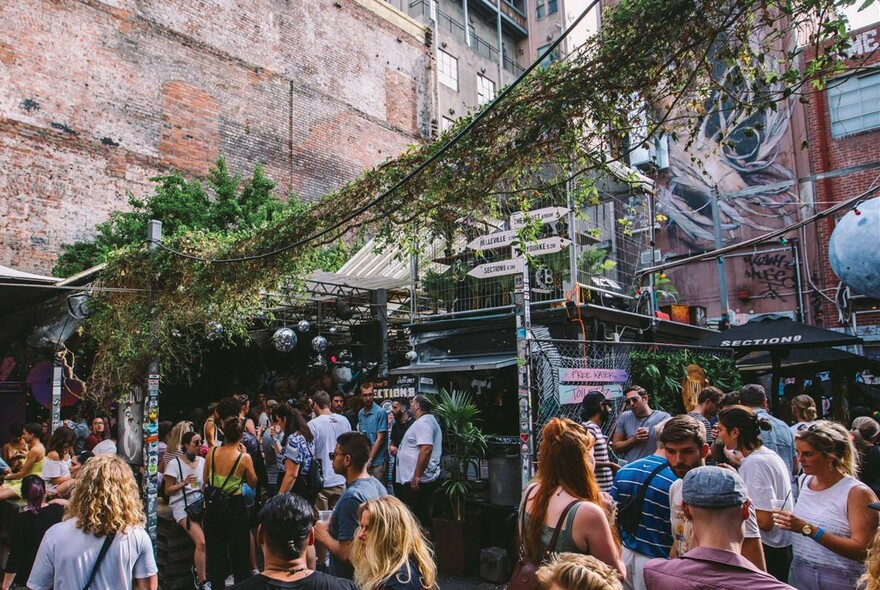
517,383,880,590
2,380,880,590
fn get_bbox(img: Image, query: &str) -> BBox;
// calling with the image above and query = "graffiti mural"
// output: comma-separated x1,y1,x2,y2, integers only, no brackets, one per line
656,33,801,247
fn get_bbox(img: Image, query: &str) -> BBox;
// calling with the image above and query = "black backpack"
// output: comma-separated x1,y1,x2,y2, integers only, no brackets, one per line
616,461,668,535
204,448,243,514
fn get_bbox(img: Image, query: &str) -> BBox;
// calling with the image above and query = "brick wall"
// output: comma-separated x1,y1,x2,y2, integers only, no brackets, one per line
803,22,880,329
0,0,432,275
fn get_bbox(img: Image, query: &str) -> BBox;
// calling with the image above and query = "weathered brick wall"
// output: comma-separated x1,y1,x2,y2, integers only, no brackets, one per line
803,22,880,329
0,0,432,275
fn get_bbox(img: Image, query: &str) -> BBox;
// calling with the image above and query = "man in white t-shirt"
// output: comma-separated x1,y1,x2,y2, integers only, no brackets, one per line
309,391,352,514
395,394,442,529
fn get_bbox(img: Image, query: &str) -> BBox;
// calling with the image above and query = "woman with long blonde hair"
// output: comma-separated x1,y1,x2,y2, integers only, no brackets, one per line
350,496,437,590
536,553,623,590
161,420,194,472
521,418,624,580
27,455,158,589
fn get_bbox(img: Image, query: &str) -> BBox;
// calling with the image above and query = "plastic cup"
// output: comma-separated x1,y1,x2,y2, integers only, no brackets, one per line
319,510,333,523
771,499,786,511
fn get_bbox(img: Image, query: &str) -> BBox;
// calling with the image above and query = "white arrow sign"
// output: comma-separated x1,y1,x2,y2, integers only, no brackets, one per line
520,237,572,256
510,207,570,229
467,258,524,279
467,230,517,251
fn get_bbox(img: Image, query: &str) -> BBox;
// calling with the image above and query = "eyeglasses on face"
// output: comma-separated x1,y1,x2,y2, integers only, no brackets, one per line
624,397,642,405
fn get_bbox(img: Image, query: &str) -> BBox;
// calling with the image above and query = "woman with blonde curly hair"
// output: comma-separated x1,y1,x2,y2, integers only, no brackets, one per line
772,421,879,590
860,523,880,590
350,496,437,590
536,553,623,590
521,418,624,580
27,455,157,590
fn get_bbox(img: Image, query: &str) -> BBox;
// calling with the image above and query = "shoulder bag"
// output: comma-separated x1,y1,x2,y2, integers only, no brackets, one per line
293,439,324,501
81,533,116,590
616,461,668,535
506,485,580,590
176,457,205,527
204,448,243,514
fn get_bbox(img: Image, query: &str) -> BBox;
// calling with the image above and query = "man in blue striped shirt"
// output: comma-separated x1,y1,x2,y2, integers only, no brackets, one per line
610,415,705,590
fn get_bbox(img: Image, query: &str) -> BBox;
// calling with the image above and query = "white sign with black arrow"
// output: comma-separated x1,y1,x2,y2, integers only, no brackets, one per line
466,230,517,251
518,237,572,256
467,258,524,279
510,207,570,229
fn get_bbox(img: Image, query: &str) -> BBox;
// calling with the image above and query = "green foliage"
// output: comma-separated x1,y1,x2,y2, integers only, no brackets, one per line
579,245,617,278
629,350,742,414
52,157,284,277
75,0,858,397
433,389,488,521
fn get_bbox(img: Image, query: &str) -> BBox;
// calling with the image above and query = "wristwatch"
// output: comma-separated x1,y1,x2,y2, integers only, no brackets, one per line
801,524,814,537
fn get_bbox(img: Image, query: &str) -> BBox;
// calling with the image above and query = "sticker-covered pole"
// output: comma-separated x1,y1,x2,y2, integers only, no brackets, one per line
514,257,534,489
144,220,162,554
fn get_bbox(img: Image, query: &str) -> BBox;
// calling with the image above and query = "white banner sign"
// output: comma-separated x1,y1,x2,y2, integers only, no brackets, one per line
510,207,570,229
559,383,624,405
520,237,571,256
467,258,524,279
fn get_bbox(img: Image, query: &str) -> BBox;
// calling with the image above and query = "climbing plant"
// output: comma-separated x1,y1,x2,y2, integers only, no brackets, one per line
78,0,871,399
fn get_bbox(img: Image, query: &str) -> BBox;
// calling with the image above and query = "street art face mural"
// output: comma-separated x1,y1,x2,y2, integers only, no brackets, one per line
656,35,800,247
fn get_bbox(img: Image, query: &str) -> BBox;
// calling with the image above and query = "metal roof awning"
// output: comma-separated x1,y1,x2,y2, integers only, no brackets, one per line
389,355,518,375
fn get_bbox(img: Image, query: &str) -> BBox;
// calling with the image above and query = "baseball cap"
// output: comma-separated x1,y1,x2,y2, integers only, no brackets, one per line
682,466,748,508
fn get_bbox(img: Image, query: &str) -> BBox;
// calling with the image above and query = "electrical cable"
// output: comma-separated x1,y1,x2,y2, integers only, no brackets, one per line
149,0,604,265
636,182,880,281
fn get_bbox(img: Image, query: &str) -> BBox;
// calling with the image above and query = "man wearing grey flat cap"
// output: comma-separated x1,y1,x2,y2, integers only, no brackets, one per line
644,467,795,590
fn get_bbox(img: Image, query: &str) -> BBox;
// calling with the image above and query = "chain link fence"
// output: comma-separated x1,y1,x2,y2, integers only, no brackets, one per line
530,338,735,457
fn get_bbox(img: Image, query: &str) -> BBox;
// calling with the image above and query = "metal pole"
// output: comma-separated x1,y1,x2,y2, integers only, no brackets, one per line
374,288,389,378
711,188,730,323
567,177,579,302
496,0,504,86
791,238,806,324
144,219,162,555
515,257,535,489
463,0,470,47
647,190,657,316
51,353,63,433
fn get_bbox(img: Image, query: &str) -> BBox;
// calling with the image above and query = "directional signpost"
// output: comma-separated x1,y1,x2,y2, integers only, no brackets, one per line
510,206,570,229
466,207,572,489
467,258,524,279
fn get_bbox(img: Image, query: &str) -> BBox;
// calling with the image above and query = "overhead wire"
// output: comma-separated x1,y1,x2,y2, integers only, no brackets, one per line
150,0,603,265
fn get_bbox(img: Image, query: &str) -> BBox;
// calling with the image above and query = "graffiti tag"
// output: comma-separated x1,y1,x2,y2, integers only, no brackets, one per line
744,252,795,300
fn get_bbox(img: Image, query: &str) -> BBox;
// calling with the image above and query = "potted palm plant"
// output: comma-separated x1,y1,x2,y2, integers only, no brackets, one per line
431,388,487,576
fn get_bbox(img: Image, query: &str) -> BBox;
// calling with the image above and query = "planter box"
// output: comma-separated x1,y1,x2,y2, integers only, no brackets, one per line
432,513,482,576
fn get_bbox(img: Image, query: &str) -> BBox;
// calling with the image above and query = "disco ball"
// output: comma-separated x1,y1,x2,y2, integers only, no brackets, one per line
311,335,328,352
405,350,418,362
272,327,297,352
206,322,225,341
829,197,880,299
297,320,311,333
332,365,353,384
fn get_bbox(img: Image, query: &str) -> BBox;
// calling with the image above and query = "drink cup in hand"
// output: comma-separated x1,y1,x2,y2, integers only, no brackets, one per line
319,510,333,523
636,427,649,441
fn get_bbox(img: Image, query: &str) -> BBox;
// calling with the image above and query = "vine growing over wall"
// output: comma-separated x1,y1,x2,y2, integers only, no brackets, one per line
81,0,871,399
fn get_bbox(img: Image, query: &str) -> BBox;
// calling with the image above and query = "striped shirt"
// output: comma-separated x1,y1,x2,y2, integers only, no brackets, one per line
583,421,614,492
610,454,677,558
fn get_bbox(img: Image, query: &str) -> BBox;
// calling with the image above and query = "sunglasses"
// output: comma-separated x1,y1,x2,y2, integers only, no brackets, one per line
329,452,350,460
624,397,642,405
190,439,202,445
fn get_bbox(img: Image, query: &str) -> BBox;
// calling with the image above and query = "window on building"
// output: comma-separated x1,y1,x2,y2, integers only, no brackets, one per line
536,44,560,68
536,0,558,18
827,71,880,138
437,49,459,91
477,74,496,105
441,117,455,132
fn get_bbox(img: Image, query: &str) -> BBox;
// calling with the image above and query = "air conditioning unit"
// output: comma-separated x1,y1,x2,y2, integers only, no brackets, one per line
640,249,662,267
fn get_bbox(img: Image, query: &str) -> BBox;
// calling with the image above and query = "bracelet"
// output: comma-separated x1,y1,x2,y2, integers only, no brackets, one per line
812,527,825,542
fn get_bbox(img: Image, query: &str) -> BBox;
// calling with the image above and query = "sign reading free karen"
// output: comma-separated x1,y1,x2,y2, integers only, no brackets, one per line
557,368,629,404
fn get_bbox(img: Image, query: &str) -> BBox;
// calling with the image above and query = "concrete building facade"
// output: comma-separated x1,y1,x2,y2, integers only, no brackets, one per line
0,0,432,274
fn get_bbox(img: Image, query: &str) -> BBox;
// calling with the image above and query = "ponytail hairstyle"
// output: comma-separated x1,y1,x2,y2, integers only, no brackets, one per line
717,405,771,452
851,417,879,470
797,420,859,477
525,419,606,563
222,416,245,444
791,394,818,422
22,474,46,513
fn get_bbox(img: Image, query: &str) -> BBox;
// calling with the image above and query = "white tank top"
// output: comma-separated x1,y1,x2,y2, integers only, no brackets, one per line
791,474,867,581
